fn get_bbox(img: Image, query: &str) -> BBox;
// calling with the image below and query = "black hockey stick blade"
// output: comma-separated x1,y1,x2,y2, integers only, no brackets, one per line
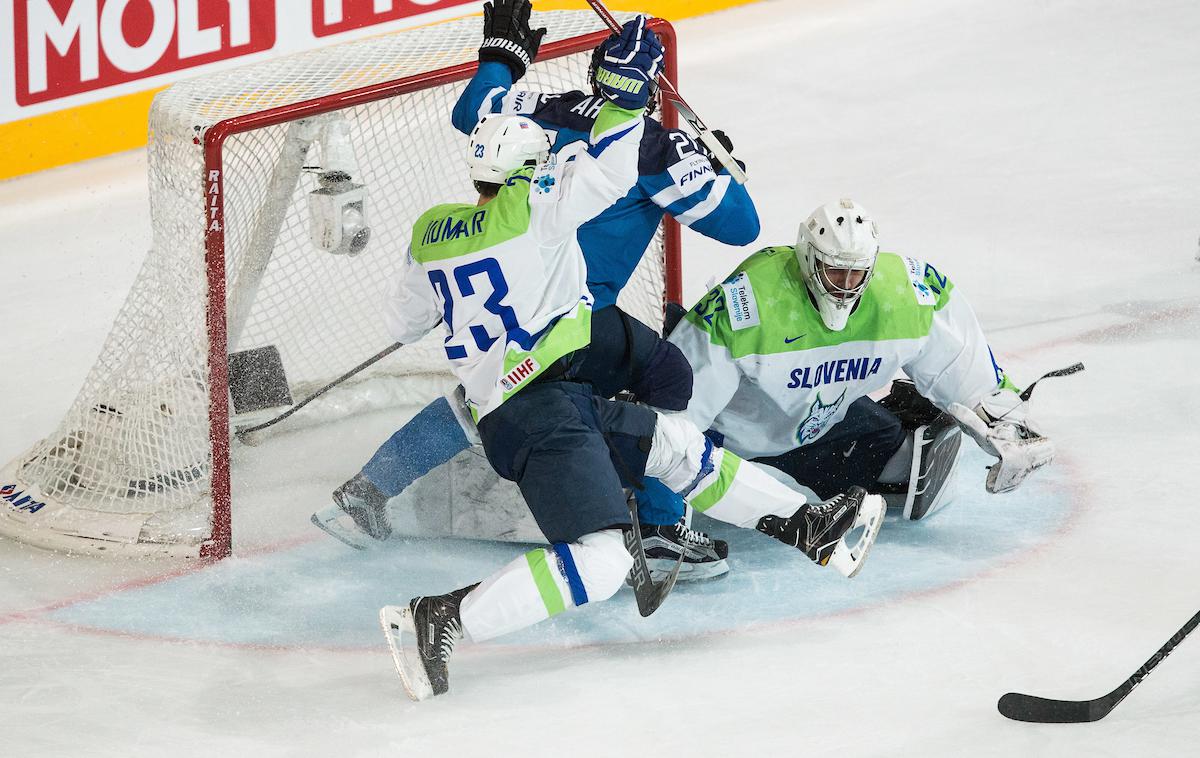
998,609,1200,723
623,491,683,617
997,692,1110,723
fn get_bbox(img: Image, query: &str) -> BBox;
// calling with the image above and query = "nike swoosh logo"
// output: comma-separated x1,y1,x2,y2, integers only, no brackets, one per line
843,441,857,458
783,335,806,343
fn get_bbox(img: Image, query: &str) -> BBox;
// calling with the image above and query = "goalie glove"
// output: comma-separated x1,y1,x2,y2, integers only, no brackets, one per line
479,0,547,80
948,391,1054,494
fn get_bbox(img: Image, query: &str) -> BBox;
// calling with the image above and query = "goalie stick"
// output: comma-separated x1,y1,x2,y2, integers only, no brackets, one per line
998,609,1200,723
584,0,748,185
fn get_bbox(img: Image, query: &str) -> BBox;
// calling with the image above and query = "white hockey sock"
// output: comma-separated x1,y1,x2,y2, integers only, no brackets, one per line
460,530,632,643
645,412,803,529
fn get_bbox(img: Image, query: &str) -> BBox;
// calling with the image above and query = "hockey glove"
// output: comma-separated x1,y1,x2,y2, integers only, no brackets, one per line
948,391,1054,494
594,16,664,110
479,0,547,80
704,130,747,175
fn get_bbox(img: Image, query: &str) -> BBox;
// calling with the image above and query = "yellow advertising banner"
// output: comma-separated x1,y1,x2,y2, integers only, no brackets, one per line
1,0,756,180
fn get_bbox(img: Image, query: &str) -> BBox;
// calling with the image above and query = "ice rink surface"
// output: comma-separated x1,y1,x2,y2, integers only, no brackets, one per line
2,0,1199,755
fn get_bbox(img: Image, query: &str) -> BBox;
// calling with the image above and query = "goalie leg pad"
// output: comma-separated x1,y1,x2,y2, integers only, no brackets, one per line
903,419,964,520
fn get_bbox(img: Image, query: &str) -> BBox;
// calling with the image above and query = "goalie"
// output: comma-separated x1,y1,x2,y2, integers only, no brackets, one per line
637,198,1057,527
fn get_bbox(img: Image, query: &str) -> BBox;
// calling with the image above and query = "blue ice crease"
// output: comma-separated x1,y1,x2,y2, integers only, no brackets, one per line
49,448,1072,648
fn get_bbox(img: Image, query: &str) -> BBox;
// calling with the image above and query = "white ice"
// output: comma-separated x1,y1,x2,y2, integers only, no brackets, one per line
2,0,1200,755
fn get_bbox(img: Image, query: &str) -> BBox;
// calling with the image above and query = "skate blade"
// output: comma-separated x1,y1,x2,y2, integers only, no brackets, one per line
379,606,434,702
646,557,730,582
311,505,371,550
829,494,885,579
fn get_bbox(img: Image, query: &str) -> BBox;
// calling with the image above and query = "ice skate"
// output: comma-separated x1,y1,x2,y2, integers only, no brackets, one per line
311,473,391,549
641,521,729,581
380,585,474,701
755,486,884,578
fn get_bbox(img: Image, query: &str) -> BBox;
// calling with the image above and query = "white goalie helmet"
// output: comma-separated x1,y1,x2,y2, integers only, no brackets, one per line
467,114,552,183
796,198,881,332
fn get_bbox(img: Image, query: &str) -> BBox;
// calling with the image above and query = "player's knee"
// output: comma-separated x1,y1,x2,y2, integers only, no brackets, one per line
631,341,693,411
644,411,718,495
565,529,633,603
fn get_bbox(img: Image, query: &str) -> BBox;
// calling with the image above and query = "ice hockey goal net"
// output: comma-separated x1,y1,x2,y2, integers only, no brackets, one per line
0,11,681,559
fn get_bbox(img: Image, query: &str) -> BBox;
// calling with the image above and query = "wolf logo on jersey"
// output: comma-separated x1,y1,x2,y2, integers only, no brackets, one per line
797,389,847,444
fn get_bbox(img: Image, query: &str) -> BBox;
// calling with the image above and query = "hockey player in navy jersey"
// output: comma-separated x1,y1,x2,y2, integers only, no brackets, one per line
313,0,758,579
376,20,882,699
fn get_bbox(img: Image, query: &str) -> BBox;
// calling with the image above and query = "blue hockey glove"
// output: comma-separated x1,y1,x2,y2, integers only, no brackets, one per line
594,16,664,110
635,478,686,526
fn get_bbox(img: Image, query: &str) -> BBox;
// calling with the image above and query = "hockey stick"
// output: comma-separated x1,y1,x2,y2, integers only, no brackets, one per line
584,0,748,185
998,609,1200,723
234,342,403,443
1018,362,1085,402
623,489,684,617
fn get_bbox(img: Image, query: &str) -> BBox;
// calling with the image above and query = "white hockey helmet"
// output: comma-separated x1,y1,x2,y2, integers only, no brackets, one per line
467,114,552,184
796,198,881,332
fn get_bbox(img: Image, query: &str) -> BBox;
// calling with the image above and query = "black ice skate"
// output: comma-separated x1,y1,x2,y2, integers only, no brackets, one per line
755,486,885,578
380,584,476,701
641,521,730,581
310,473,391,549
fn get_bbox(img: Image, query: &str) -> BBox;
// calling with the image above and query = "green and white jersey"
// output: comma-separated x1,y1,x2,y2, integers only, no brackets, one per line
670,246,1016,458
384,103,645,419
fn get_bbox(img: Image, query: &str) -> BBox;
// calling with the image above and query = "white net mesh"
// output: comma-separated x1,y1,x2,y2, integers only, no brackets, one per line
2,11,670,556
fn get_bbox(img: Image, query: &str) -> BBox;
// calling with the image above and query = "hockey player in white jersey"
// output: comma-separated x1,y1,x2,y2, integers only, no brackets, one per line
314,0,758,582
375,21,884,701
637,198,1057,526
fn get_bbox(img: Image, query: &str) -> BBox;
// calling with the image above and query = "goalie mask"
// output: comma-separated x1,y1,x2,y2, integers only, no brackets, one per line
467,114,551,184
797,198,880,332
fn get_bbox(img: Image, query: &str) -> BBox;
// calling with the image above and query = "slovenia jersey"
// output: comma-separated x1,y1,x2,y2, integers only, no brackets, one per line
384,103,645,419
670,247,1019,458
452,61,760,310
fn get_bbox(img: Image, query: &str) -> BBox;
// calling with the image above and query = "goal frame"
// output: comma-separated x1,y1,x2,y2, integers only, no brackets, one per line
200,20,682,559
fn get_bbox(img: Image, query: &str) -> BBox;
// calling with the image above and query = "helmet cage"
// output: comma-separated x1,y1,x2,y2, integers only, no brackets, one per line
796,199,880,331
811,248,875,303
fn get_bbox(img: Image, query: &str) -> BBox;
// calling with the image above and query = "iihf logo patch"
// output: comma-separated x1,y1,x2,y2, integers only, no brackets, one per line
534,174,555,193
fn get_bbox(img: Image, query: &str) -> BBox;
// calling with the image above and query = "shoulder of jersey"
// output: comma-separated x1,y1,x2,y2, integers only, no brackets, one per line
527,90,597,130
637,121,698,176
413,201,476,226
736,245,796,278
870,252,954,309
